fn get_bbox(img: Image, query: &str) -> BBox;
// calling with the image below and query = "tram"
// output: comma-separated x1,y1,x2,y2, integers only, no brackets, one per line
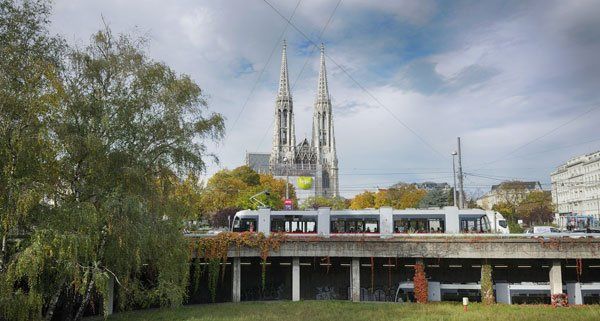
232,206,509,237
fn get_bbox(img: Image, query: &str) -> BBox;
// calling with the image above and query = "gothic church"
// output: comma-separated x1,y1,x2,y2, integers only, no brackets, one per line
246,41,339,198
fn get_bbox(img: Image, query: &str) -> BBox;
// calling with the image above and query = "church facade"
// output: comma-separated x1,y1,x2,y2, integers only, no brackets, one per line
246,41,339,198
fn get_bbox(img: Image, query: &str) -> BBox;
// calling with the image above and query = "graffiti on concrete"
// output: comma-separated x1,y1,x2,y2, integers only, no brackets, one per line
242,283,285,301
355,286,412,302
315,286,339,300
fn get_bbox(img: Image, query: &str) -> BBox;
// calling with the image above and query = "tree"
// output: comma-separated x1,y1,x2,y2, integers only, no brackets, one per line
211,207,240,228
517,191,554,226
199,168,249,215
166,173,204,220
354,185,427,210
350,191,375,209
300,196,347,210
230,165,260,186
1,21,225,321
0,0,63,272
492,201,523,232
398,188,427,209
418,189,449,208
447,187,455,205
199,167,296,213
374,189,391,208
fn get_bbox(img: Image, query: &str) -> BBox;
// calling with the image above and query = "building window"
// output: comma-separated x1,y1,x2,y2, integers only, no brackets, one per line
323,170,330,189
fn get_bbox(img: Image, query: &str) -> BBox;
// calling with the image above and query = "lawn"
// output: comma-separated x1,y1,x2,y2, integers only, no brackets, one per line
93,301,600,321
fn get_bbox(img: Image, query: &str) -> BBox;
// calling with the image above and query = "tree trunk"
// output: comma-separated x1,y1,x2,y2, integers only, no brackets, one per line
0,234,6,271
45,279,66,321
73,274,95,321
74,229,107,321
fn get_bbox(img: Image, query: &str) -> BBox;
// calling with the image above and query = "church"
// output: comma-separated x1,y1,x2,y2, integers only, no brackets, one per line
246,41,339,200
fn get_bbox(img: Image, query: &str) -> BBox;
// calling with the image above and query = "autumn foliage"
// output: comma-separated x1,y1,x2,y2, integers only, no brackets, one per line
413,261,428,303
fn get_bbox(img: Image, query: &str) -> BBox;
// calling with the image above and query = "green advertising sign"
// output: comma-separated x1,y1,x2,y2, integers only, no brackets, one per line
297,176,313,190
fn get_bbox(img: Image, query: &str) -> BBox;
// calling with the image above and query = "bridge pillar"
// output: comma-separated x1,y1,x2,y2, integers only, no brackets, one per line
351,258,360,302
232,257,241,303
549,260,563,296
106,275,114,315
567,282,582,305
292,257,300,301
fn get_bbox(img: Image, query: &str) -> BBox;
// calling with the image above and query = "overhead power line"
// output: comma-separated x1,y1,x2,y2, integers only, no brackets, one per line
473,103,600,170
225,0,303,147
256,0,343,151
260,0,446,161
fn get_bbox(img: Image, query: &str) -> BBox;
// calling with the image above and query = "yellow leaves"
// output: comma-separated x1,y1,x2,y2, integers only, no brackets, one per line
351,186,428,210
350,191,375,209
200,166,296,214
374,190,391,208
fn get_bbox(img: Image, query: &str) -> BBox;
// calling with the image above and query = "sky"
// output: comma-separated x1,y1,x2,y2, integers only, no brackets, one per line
50,0,600,198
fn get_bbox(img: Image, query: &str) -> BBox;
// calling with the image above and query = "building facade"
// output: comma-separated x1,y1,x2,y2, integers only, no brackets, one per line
551,151,600,221
246,41,339,199
476,181,542,210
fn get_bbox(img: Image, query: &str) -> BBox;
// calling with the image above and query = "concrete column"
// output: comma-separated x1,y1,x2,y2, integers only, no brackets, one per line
567,282,582,305
232,257,241,303
495,282,511,304
106,275,115,315
550,260,563,295
258,208,271,236
317,208,331,237
428,281,441,302
351,258,360,302
292,257,300,301
379,207,393,237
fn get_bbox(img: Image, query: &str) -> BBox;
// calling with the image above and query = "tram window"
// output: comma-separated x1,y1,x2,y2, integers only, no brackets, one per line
271,217,317,233
330,218,379,233
394,218,445,233
271,219,285,232
365,220,378,233
331,220,345,233
356,220,364,232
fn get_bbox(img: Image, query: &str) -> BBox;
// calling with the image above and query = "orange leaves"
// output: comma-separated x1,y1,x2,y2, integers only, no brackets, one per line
413,261,428,303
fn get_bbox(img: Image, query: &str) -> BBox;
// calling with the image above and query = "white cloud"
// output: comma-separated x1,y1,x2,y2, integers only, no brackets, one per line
50,0,600,197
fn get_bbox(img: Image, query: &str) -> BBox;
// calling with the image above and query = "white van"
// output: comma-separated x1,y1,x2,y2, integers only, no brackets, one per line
530,226,561,234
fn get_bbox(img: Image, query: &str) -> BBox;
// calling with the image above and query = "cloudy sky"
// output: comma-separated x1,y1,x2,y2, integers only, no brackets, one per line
50,0,600,197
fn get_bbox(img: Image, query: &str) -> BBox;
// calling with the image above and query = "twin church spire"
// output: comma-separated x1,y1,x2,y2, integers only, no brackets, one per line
270,41,339,197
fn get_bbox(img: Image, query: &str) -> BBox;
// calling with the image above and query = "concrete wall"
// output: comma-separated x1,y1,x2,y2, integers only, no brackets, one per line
219,237,600,259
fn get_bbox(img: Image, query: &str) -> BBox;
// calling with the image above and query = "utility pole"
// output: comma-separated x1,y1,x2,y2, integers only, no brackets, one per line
457,137,465,209
283,157,289,200
452,151,458,207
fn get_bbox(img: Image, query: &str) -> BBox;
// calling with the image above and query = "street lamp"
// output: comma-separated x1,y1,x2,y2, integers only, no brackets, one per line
452,151,458,207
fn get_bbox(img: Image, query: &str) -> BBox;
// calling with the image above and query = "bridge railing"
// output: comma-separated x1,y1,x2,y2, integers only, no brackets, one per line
184,232,600,239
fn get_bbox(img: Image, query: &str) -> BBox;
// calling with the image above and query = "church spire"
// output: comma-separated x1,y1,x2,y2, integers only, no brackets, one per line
316,43,330,103
270,40,295,168
278,40,291,98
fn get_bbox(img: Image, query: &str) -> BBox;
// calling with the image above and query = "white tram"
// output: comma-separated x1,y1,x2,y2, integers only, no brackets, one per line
232,206,510,236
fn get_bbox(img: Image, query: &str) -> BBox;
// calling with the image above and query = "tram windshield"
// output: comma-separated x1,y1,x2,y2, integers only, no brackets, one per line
233,218,257,232
459,215,490,233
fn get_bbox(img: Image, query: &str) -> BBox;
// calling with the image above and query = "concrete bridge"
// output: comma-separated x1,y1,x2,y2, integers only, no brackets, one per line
191,235,600,305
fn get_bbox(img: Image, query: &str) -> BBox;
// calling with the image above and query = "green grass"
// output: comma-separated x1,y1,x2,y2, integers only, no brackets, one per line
92,301,600,321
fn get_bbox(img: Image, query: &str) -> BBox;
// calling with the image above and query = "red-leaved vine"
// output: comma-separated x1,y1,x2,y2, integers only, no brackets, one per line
413,261,428,303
